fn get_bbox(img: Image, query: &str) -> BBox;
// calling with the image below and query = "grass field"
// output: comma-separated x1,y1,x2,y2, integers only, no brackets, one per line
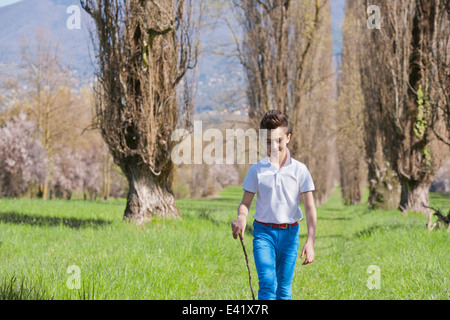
0,186,448,300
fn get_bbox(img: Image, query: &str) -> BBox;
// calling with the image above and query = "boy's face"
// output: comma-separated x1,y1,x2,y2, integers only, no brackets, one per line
266,127,291,160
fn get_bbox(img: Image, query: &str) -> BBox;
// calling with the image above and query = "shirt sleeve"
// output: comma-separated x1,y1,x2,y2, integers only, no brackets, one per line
242,165,257,193
299,165,315,194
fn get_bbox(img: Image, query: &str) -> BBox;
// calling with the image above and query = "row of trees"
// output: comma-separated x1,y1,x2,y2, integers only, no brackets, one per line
337,0,450,214
172,0,340,206
0,112,126,200
229,0,339,205
3,0,446,223
77,0,449,223
0,30,128,201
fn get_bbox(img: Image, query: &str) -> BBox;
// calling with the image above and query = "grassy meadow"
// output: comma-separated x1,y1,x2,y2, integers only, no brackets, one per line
0,186,448,300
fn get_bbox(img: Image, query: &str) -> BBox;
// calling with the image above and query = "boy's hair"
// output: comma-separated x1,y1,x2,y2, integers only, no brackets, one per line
259,110,289,135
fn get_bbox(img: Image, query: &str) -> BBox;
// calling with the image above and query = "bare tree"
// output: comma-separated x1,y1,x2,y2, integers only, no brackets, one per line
336,1,367,205
230,0,336,205
229,0,328,122
231,0,290,120
81,0,199,222
356,2,402,210
425,0,450,146
19,29,74,200
290,0,337,205
358,0,450,214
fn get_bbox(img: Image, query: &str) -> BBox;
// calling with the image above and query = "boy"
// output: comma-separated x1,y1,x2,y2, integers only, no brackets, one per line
231,110,317,300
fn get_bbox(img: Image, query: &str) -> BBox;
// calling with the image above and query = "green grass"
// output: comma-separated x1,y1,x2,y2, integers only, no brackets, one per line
0,186,448,299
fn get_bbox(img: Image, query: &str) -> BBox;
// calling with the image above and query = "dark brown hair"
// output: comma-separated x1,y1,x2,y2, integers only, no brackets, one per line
259,110,289,135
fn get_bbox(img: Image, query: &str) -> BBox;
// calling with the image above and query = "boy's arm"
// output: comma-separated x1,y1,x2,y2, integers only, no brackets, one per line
231,190,255,239
300,191,317,265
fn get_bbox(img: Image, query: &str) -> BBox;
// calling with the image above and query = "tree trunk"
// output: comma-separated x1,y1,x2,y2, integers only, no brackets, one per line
399,179,430,214
102,151,111,201
366,132,401,210
122,159,180,223
368,164,401,210
81,0,197,222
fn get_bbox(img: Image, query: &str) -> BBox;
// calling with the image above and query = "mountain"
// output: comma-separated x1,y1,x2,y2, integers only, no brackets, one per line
0,0,345,112
0,0,94,78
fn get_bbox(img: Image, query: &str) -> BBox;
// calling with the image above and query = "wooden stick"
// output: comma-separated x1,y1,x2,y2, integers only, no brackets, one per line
239,234,255,300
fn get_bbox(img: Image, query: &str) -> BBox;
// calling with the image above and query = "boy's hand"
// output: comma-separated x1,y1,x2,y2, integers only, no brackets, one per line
231,216,247,240
300,241,315,265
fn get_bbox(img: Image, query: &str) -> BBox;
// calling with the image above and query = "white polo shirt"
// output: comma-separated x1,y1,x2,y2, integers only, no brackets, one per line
242,148,315,224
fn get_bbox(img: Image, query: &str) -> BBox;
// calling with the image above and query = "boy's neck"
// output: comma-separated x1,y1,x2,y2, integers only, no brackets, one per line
269,149,288,170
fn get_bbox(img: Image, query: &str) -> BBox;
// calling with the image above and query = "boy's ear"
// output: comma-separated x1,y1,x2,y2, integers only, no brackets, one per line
287,133,291,143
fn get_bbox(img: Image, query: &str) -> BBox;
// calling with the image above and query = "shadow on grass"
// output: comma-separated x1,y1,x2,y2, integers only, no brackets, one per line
318,217,353,221
207,197,241,202
196,208,254,236
0,211,112,229
353,222,414,238
429,192,450,199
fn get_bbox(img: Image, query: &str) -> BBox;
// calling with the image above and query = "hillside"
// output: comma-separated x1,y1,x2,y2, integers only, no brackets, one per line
0,0,345,113
0,0,93,78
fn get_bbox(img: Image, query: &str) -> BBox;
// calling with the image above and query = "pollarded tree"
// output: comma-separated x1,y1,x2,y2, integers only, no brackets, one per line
358,0,450,214
230,0,336,205
290,0,337,205
81,0,199,223
336,2,367,205
356,2,402,210
230,0,329,125
426,1,450,146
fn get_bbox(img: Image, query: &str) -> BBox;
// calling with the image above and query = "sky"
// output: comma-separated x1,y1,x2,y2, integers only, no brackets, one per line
0,0,344,49
0,0,23,7
0,0,345,61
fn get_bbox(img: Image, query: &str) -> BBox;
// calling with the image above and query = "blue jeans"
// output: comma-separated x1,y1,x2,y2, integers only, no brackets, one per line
252,221,300,300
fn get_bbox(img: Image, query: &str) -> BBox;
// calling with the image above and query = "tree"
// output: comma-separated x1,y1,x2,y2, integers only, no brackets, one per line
290,0,337,205
51,147,84,200
426,0,450,146
80,150,101,201
0,112,47,198
335,0,368,205
81,0,200,223
19,29,75,200
358,0,450,214
230,0,337,205
356,2,402,210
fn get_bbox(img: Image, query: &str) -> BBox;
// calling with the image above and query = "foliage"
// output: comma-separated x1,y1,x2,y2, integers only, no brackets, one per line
0,112,47,198
51,148,84,199
414,84,431,138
